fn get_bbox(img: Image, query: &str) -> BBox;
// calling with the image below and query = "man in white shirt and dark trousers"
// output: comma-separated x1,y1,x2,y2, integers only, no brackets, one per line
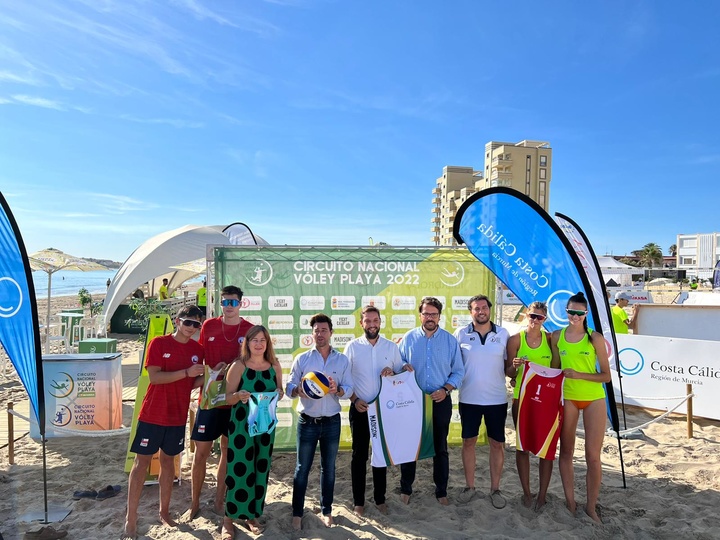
286,313,354,530
345,306,410,517
454,294,511,509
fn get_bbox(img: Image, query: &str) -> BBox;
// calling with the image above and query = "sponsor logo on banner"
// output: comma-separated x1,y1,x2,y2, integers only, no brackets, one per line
0,277,22,317
332,334,354,348
361,296,386,309
618,347,645,376
277,412,293,428
277,354,294,370
452,296,472,310
240,296,262,311
300,296,325,310
391,296,416,310
300,334,314,348
270,334,293,349
452,314,473,328
392,334,406,344
391,315,417,329
299,314,312,329
246,259,274,287
51,404,72,427
268,315,294,330
331,296,356,310
243,315,263,325
48,372,74,398
268,296,294,310
331,315,355,329
440,262,465,287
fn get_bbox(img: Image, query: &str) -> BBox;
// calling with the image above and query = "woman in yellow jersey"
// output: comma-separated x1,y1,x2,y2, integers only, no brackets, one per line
506,301,559,509
551,292,610,523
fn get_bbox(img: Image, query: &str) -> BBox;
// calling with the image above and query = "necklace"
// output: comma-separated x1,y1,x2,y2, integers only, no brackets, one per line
221,319,242,342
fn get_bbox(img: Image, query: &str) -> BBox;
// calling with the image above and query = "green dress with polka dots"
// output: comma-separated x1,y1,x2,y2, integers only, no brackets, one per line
225,366,277,520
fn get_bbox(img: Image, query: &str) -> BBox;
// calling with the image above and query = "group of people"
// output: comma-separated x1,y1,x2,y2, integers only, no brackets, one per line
123,287,611,539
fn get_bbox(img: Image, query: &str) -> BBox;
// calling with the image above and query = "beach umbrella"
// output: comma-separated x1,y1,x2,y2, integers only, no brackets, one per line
29,248,107,353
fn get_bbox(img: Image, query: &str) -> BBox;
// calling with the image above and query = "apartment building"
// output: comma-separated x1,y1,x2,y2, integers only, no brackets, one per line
431,140,552,246
676,232,720,279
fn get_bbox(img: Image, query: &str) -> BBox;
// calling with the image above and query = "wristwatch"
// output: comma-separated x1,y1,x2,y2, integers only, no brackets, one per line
443,387,450,395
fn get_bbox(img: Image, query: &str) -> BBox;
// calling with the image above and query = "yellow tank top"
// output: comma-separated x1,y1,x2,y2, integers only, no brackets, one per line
513,331,552,399
558,328,605,401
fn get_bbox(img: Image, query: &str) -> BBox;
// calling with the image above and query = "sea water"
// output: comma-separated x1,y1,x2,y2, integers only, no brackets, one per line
32,270,118,299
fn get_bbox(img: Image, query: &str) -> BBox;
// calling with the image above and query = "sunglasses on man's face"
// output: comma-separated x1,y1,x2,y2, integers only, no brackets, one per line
566,309,587,317
179,318,202,329
221,298,241,307
527,313,546,321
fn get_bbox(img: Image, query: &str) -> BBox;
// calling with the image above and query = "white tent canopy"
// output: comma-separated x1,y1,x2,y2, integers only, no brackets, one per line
101,223,267,330
598,256,639,287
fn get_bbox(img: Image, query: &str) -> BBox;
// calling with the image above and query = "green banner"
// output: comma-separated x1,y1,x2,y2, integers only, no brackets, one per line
213,246,493,450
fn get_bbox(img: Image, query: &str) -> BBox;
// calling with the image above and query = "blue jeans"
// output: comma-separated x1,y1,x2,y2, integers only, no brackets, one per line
292,413,341,517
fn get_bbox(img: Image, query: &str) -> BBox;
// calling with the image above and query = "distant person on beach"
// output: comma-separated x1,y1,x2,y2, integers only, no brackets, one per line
506,301,558,509
106,278,111,289
611,292,636,334
159,278,169,300
197,280,207,319
551,292,611,523
399,297,463,507
124,305,205,539
454,295,510,509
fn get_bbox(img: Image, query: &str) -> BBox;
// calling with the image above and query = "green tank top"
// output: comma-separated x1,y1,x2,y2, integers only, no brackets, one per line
513,331,552,399
558,328,606,401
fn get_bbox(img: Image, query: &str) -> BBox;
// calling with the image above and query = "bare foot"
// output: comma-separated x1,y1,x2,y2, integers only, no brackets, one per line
291,516,302,531
566,501,577,515
222,518,235,540
522,493,534,508
159,512,177,527
375,503,388,515
321,514,334,527
400,493,410,505
123,520,137,540
535,497,547,511
242,519,265,534
585,506,602,524
181,506,201,522
353,505,365,517
437,497,449,506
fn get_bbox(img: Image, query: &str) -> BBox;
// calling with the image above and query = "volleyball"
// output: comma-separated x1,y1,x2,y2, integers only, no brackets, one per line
301,371,331,399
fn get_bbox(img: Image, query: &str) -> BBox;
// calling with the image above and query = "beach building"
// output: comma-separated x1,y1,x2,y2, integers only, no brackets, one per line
431,140,552,246
676,232,720,279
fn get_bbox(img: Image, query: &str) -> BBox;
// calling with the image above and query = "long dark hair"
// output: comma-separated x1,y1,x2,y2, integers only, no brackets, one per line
567,292,591,339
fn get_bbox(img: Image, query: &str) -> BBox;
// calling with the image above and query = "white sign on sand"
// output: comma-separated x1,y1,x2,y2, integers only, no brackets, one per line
613,334,720,421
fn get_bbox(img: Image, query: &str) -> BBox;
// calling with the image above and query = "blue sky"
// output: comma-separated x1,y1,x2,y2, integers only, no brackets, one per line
1,0,719,262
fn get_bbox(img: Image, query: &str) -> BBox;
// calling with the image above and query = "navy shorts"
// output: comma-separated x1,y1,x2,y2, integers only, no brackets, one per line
191,407,232,441
130,421,185,456
459,402,507,442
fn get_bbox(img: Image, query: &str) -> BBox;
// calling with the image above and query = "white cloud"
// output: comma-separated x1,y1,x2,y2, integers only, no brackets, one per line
118,115,204,129
10,94,64,110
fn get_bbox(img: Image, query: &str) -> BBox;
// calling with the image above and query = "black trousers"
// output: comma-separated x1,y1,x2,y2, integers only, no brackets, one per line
400,396,452,499
349,405,387,506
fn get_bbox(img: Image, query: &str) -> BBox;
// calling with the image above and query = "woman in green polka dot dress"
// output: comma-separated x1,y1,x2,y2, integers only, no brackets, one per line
222,325,283,539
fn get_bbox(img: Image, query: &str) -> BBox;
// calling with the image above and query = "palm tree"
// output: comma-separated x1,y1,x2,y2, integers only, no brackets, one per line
668,244,677,257
636,243,663,268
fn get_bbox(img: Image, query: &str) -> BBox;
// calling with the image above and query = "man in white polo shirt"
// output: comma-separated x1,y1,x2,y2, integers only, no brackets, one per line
345,305,410,517
454,294,511,509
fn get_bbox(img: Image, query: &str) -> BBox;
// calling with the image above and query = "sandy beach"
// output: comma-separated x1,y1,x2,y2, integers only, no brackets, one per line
2,290,719,540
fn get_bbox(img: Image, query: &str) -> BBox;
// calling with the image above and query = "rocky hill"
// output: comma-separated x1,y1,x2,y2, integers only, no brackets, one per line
86,257,123,269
